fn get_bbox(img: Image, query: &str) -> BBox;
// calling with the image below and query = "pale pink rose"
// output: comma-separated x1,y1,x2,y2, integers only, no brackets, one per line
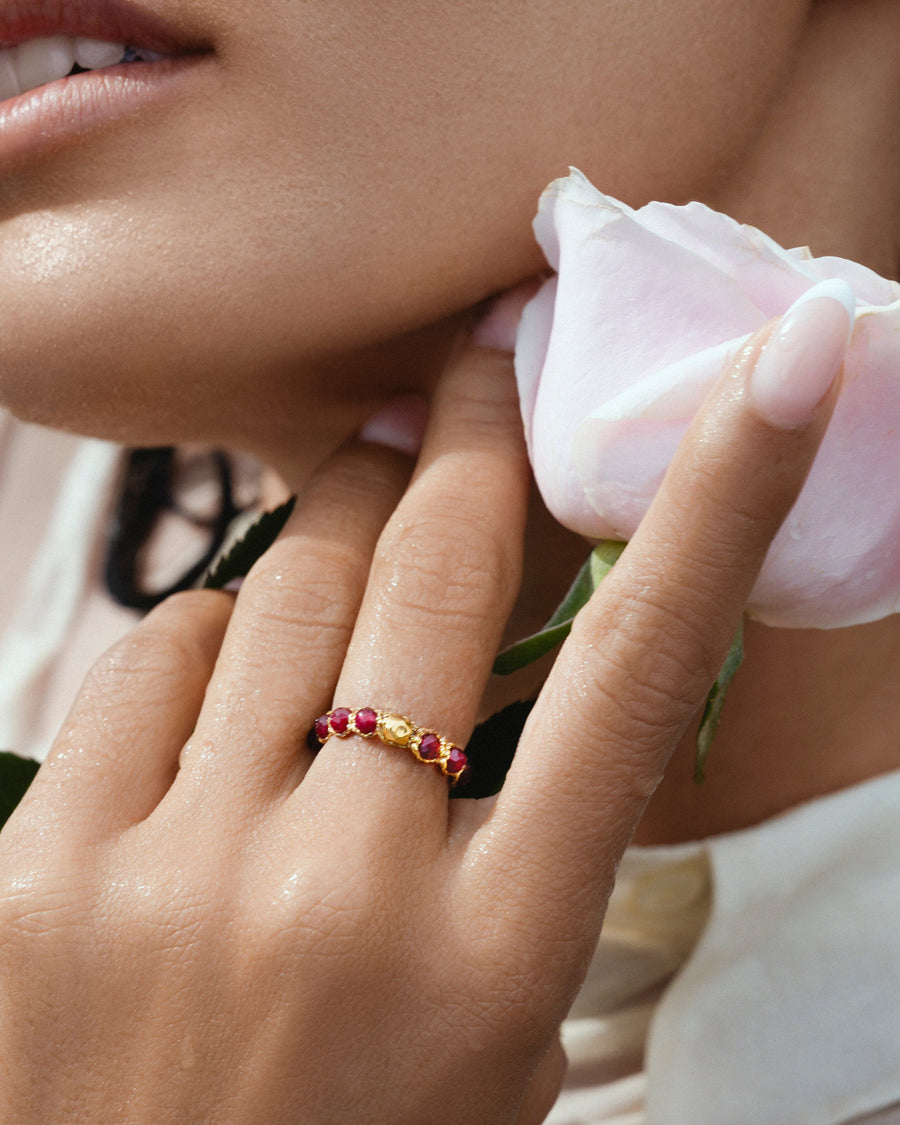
515,168,900,628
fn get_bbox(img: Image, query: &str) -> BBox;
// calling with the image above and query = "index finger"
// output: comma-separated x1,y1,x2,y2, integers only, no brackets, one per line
483,288,852,926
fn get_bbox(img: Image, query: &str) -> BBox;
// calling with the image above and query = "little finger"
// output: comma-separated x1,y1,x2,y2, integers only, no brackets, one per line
11,590,233,843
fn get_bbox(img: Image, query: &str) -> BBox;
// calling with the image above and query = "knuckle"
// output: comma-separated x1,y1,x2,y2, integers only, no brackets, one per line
377,508,517,625
248,537,354,597
238,539,364,640
443,384,522,446
577,575,729,700
571,670,683,801
567,592,729,794
322,445,411,505
622,587,724,688
443,348,519,420
81,622,211,704
246,535,361,601
241,571,345,633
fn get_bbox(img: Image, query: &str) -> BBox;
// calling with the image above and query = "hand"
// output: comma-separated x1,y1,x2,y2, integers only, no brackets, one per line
0,316,840,1124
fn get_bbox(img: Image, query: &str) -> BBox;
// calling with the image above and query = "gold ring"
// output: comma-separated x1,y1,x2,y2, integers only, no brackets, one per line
310,708,470,787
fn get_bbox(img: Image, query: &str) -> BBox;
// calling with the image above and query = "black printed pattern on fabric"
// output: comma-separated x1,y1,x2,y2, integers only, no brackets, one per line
104,448,243,611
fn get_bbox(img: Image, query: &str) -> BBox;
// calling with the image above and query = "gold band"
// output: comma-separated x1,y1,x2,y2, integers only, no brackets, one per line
311,708,470,787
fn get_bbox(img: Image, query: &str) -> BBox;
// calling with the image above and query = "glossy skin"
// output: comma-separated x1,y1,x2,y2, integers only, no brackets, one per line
0,0,899,1119
0,333,843,1122
0,0,808,463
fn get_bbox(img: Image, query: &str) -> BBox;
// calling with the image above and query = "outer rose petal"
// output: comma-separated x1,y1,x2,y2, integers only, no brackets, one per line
748,304,900,626
516,169,900,628
526,172,764,533
572,337,741,539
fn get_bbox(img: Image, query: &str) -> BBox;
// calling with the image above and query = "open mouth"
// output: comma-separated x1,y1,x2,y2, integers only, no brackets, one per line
0,37,170,101
0,3,214,161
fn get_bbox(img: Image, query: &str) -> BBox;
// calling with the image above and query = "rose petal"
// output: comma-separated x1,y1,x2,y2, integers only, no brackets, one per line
637,200,814,317
516,169,900,628
798,256,900,308
524,170,765,533
748,300,900,626
572,337,741,539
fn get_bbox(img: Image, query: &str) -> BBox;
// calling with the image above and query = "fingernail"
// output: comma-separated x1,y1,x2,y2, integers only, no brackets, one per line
749,279,855,429
359,393,429,456
471,280,540,351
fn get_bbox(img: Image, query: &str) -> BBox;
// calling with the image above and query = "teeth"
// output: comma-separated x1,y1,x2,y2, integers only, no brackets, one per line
0,50,18,101
73,37,125,70
16,36,74,92
0,36,160,102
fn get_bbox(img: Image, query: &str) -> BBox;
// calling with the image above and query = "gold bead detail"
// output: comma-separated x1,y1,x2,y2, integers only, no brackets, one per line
378,713,414,747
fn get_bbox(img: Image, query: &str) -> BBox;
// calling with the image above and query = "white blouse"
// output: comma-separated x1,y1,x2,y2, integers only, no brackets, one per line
550,771,900,1124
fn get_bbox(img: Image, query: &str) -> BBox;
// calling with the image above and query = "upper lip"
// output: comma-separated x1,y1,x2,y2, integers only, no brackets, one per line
0,0,212,54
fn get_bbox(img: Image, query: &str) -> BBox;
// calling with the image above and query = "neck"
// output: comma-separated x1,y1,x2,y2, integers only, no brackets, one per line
707,0,900,276
633,617,900,843
633,0,900,842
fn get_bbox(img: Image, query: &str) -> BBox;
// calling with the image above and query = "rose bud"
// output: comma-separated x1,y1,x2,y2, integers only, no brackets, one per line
515,169,900,628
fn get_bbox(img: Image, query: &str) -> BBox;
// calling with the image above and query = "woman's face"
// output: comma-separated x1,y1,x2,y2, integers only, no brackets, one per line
0,0,807,465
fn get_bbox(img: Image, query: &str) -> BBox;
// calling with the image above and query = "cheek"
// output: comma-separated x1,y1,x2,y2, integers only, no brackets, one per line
0,0,808,446
215,0,810,306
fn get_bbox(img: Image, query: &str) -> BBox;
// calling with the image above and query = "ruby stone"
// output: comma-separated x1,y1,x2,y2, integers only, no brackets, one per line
445,747,468,775
330,708,350,734
314,715,331,742
355,708,378,735
418,732,442,761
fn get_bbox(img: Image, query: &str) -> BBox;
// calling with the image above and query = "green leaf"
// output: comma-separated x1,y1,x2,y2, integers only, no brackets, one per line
543,553,595,630
203,497,297,590
493,540,626,675
589,539,627,586
0,752,40,831
694,620,745,784
492,621,577,676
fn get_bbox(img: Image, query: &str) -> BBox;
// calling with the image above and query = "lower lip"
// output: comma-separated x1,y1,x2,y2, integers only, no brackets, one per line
0,56,211,166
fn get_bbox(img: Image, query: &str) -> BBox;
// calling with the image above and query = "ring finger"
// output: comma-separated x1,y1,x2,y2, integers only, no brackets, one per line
305,342,530,838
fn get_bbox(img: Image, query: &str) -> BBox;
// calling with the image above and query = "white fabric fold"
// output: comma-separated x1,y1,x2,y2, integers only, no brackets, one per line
550,771,900,1124
646,770,900,1124
0,419,122,758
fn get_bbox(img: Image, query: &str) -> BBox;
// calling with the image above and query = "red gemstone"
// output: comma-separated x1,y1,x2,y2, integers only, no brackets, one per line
330,708,350,734
454,764,472,787
445,747,468,775
418,732,442,761
314,715,331,742
355,708,378,735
